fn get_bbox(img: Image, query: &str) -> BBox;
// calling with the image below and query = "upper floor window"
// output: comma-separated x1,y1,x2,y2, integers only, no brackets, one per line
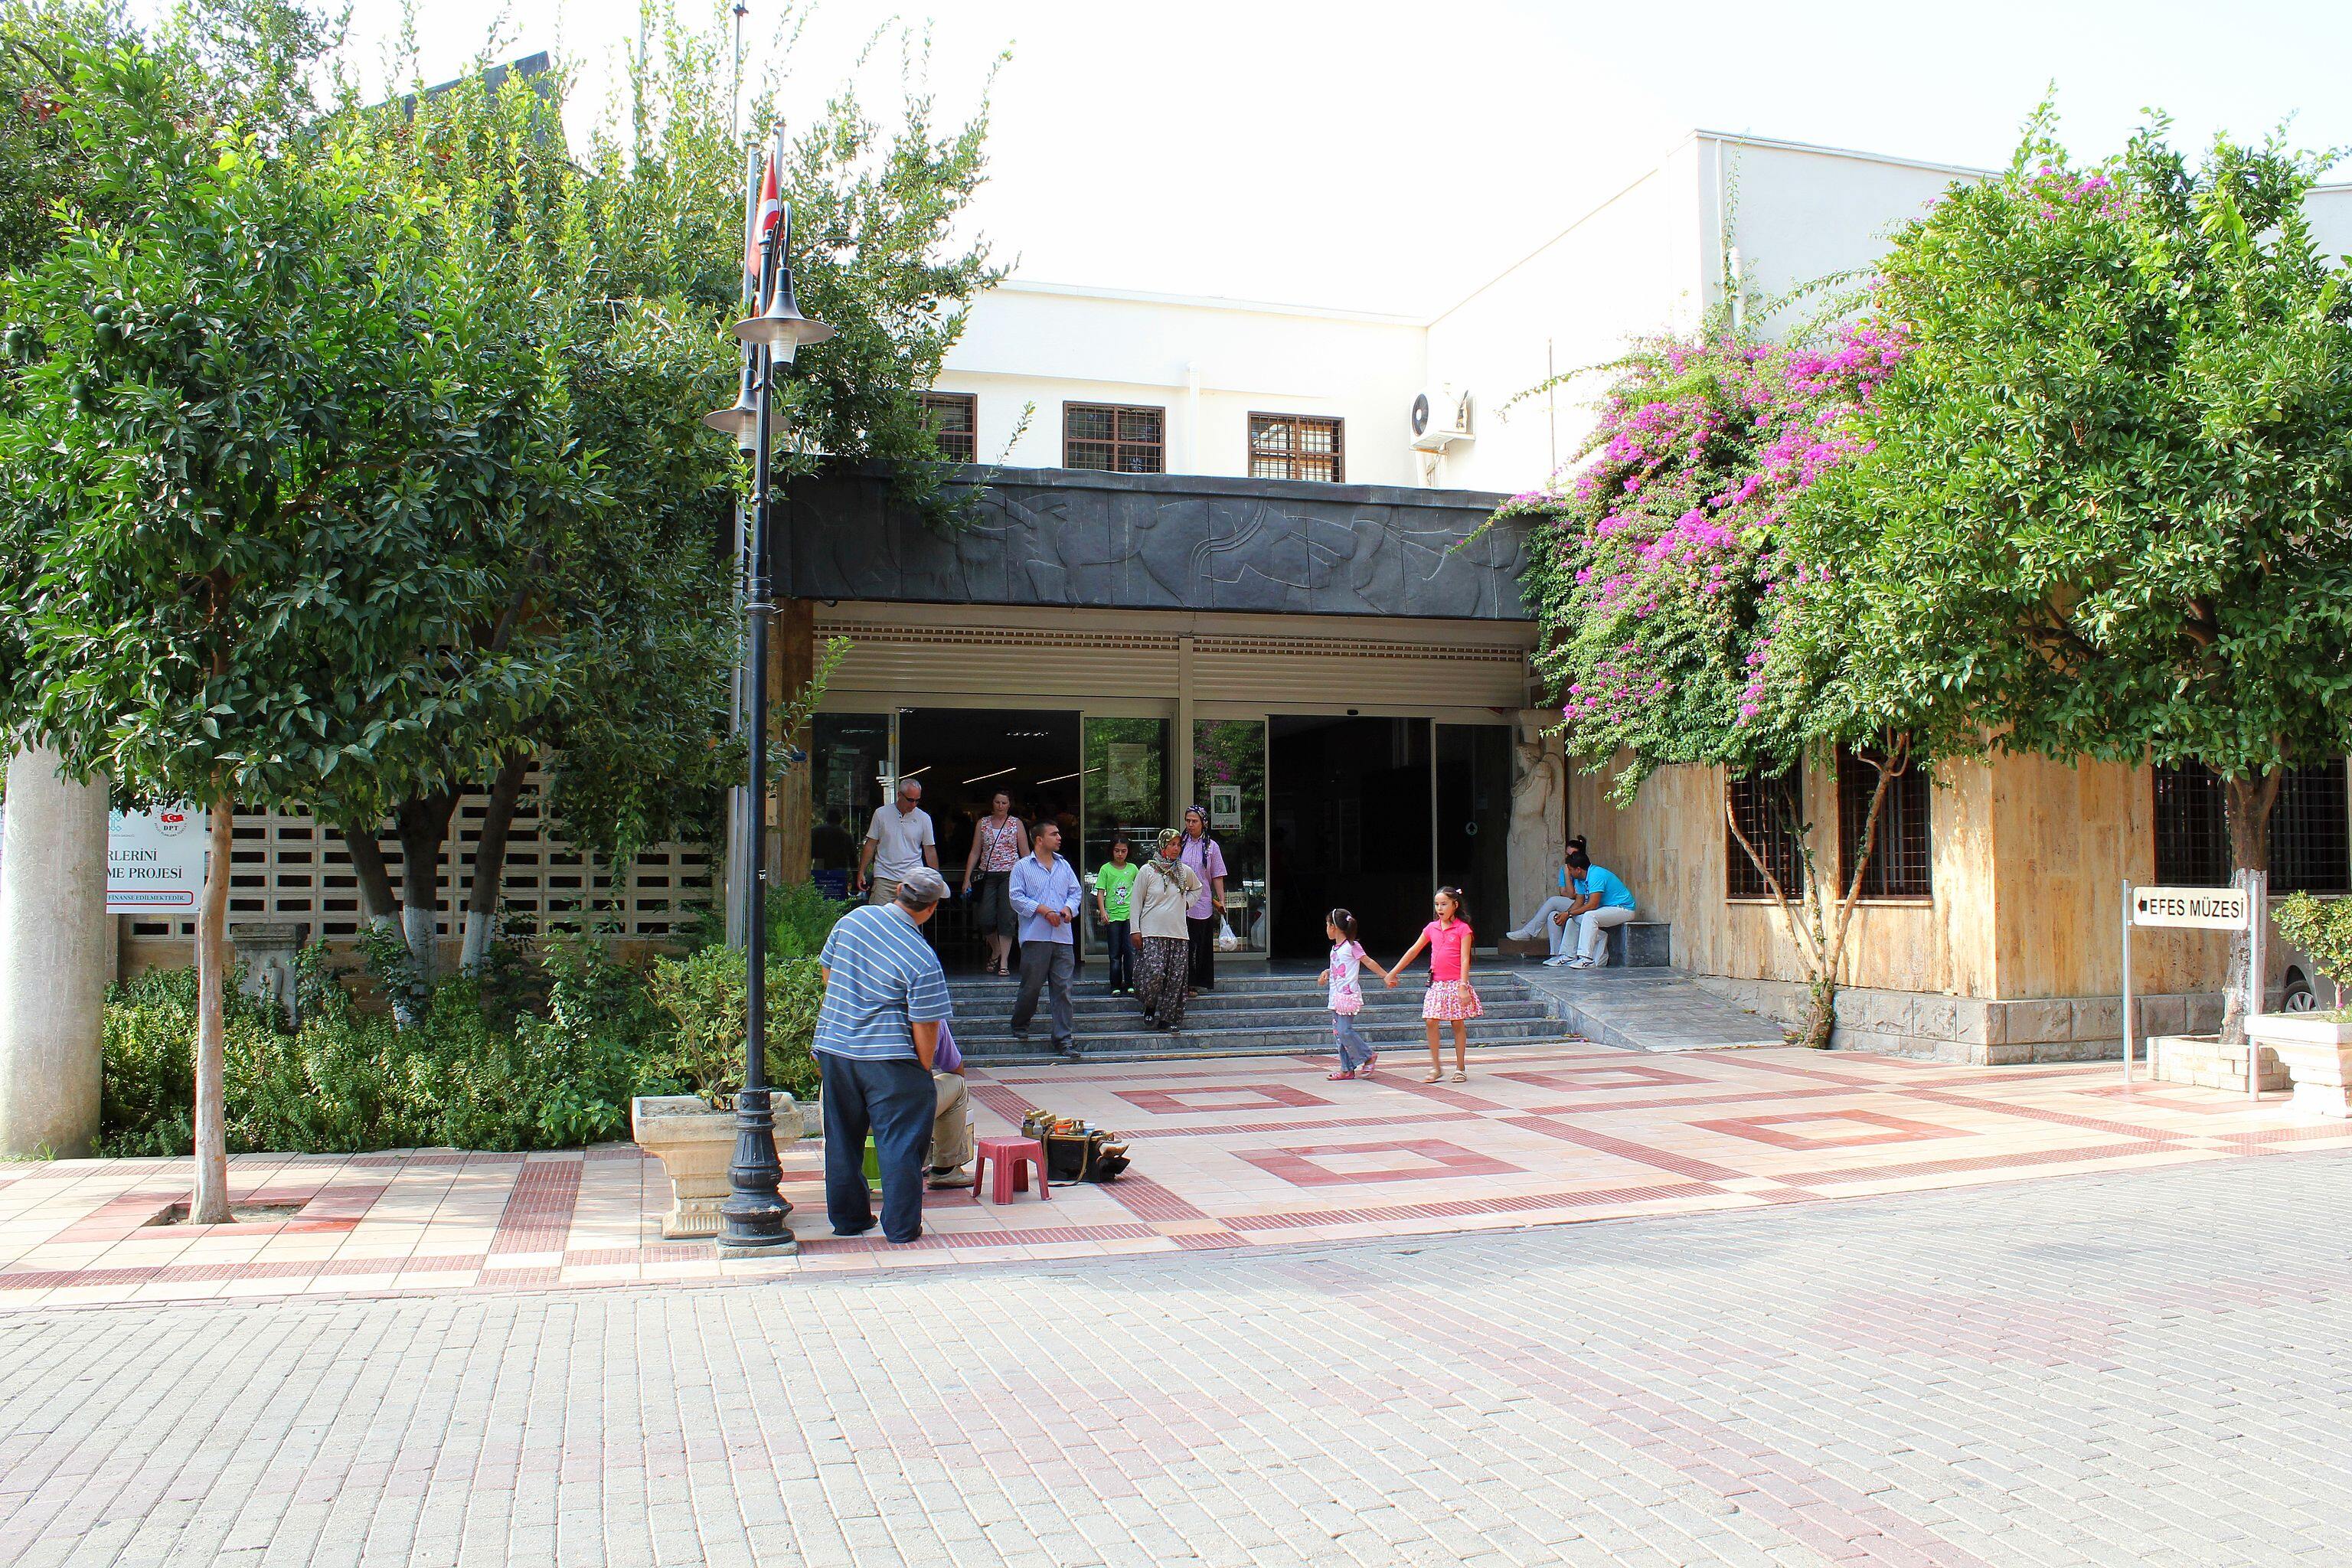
2154,760,2350,892
1064,403,1164,472
921,391,977,462
1726,766,1803,900
1249,413,1344,482
1838,750,1932,899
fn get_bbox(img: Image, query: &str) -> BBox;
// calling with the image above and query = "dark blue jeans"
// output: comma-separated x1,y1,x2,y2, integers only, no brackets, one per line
818,1053,936,1243
1106,920,1131,989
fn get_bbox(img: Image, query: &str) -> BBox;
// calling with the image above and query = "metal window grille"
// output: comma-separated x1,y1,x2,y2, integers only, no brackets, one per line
921,391,976,462
2151,765,2231,887
1726,767,1803,900
1837,750,1932,898
126,777,710,945
1063,402,1164,473
1247,413,1344,482
2270,760,2350,893
2149,761,2350,891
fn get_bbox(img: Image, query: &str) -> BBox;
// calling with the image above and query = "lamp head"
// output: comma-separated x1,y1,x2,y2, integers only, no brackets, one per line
732,201,835,355
700,352,762,447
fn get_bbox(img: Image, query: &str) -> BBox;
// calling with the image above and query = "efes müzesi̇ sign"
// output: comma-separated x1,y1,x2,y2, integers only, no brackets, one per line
106,804,205,913
2131,885,2251,931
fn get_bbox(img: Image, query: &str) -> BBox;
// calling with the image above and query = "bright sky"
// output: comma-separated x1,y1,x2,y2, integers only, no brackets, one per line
324,0,2352,316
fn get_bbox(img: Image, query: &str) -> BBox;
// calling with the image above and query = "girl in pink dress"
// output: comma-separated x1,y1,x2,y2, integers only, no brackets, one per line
1380,887,1481,1083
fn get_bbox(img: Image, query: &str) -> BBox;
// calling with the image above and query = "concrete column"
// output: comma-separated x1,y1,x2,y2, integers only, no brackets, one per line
0,743,109,1158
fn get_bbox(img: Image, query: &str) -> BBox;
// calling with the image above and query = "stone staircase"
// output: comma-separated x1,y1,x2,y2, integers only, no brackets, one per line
946,965,1566,1065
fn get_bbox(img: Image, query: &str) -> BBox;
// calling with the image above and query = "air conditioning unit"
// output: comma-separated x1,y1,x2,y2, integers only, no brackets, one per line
1410,387,1475,452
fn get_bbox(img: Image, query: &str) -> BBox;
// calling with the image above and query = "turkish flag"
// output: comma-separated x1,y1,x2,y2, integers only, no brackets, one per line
746,155,780,283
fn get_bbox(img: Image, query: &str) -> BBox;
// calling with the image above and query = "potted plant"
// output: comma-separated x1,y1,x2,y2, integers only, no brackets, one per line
634,946,827,1238
2256,894,2352,1116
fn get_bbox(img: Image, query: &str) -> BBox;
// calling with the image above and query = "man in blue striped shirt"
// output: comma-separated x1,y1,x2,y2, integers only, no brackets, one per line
815,867,954,1243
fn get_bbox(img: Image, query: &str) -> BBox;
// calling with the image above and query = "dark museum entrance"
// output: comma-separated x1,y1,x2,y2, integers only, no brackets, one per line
1266,717,1511,962
897,707,1082,970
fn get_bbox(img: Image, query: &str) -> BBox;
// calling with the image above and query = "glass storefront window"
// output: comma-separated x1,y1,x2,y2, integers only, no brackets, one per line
810,713,890,900
1080,717,1169,947
1192,718,1268,954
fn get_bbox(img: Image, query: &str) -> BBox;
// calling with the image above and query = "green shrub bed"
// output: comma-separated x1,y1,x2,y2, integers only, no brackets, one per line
97,886,851,1157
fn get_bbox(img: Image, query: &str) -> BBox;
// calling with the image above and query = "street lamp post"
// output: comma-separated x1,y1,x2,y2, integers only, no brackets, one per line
706,128,834,1259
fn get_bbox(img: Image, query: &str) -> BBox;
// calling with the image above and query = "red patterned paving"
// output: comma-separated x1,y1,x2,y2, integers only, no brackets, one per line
5,1043,2349,1302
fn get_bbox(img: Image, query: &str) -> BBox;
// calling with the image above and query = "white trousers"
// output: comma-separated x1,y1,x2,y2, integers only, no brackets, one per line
1576,905,1636,965
1510,897,1580,956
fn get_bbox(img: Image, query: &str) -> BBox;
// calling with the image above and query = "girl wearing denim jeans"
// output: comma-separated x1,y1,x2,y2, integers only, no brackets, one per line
1320,909,1377,1080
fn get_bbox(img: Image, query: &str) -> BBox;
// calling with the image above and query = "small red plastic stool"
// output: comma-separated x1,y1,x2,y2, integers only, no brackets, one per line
972,1135,1052,1205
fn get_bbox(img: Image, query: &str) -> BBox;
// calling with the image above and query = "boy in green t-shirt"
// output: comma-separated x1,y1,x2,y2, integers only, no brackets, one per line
1093,838,1139,995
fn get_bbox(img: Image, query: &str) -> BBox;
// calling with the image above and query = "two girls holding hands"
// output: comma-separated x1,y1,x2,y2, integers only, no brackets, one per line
1321,887,1483,1085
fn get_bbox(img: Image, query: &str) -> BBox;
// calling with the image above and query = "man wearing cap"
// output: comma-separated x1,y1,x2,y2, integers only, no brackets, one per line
814,867,955,1243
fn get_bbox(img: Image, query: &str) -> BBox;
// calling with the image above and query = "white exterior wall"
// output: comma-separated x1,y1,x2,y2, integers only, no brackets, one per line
936,137,2352,505
936,282,1427,485
1422,141,1708,496
1706,136,1978,339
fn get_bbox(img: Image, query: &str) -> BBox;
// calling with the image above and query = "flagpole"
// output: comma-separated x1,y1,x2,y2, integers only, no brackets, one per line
724,145,762,953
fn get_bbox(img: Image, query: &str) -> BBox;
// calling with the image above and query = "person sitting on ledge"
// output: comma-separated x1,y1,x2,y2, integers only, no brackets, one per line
1554,848,1636,969
1505,836,1591,962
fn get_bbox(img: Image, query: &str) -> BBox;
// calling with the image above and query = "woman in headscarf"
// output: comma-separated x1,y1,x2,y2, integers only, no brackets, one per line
1179,804,1228,994
1129,827,1204,1031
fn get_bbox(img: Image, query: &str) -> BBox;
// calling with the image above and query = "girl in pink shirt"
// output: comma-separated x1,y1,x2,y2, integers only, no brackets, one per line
1380,887,1483,1083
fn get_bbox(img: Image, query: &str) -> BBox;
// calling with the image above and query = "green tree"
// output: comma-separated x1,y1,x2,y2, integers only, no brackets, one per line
1789,116,2352,1046
0,32,565,1217
319,6,1004,972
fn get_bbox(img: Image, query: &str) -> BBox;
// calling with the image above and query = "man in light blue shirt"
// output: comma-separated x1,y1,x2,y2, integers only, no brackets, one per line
815,867,953,1242
1008,820,1083,1052
1558,849,1638,969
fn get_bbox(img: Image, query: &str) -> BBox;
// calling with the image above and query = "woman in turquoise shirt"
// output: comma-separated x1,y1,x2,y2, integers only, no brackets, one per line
1558,847,1637,969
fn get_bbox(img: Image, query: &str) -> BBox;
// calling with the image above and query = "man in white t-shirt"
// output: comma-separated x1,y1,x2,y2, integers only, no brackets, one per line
854,777,939,906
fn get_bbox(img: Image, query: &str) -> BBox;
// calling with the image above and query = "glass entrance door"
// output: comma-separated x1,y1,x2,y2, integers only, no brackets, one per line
1268,717,1432,959
1080,717,1169,951
1193,719,1268,955
1436,723,1513,940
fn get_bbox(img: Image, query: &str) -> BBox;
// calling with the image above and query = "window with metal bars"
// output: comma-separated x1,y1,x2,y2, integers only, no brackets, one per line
1726,767,1804,900
921,391,976,462
2153,761,2351,892
1247,413,1344,482
1063,402,1164,472
1837,750,1932,898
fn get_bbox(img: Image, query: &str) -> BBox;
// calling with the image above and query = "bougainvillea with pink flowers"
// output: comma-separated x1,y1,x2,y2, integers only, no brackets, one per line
1496,327,1917,1045
1500,325,1906,799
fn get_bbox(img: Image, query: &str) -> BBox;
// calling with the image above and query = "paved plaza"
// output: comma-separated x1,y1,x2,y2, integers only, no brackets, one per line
2,1046,2348,1305
0,1137,2347,1566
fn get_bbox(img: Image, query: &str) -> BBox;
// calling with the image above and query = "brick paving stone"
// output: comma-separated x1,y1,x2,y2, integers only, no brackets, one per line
4,1150,2352,1563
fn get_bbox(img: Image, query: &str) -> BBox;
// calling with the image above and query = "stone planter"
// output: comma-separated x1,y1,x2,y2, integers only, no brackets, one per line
2247,1014,2352,1117
2148,1034,2290,1096
631,1094,802,1240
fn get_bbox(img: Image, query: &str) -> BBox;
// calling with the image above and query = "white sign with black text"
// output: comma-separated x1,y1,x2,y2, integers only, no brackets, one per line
2130,885,2252,931
106,804,206,913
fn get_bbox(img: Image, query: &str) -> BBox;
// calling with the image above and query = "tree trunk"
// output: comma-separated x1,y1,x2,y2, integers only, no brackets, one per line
2220,768,2282,1047
339,818,399,937
461,756,531,974
394,790,458,984
190,794,234,1225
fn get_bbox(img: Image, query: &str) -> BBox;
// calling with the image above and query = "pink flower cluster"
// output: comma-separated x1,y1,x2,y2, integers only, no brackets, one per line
2026,162,2129,223
1506,323,1906,737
